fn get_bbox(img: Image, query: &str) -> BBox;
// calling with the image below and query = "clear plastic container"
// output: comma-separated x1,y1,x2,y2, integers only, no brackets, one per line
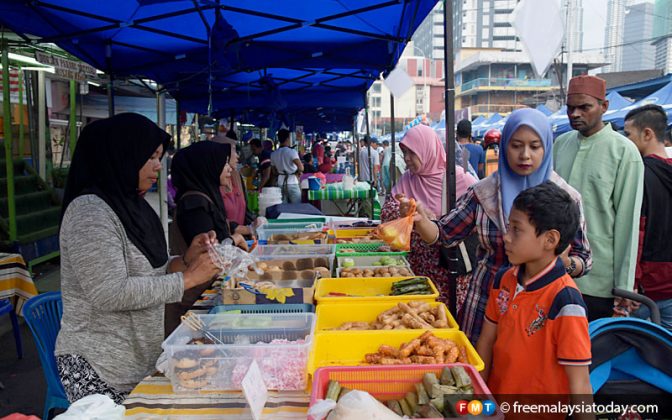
337,255,409,268
252,244,335,258
162,313,316,392
247,255,334,279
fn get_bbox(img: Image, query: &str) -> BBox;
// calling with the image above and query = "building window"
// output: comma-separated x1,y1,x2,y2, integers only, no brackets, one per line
373,83,381,93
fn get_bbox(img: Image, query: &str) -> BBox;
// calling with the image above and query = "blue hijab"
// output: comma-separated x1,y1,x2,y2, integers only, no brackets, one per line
499,108,554,218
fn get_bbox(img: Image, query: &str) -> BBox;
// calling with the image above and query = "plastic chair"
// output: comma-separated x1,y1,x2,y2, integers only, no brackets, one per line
22,292,70,420
0,299,22,360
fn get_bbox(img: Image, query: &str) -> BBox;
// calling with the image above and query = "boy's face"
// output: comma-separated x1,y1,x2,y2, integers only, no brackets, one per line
504,208,555,266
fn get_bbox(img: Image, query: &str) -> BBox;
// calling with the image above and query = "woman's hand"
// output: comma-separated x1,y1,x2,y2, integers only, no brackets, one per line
183,252,220,290
234,225,253,237
253,217,268,228
396,194,434,222
231,233,249,251
184,230,217,266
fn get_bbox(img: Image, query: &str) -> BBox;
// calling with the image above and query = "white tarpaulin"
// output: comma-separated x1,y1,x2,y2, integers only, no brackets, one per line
512,0,564,78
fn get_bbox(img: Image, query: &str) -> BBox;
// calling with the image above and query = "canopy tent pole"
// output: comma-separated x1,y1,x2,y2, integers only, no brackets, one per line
2,43,17,241
157,86,168,243
69,79,77,157
443,0,458,317
37,70,46,181
364,95,374,219
352,118,358,180
18,66,24,159
107,74,115,117
390,93,396,187
176,99,181,150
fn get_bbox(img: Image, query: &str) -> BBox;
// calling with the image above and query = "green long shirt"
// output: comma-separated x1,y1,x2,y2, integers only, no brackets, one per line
554,123,644,298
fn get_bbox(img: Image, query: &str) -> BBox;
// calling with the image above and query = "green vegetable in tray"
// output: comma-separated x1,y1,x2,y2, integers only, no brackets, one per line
392,277,427,287
326,380,341,401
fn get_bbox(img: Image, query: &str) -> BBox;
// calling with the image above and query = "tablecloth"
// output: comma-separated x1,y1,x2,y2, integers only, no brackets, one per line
307,188,376,201
123,373,310,419
0,253,38,315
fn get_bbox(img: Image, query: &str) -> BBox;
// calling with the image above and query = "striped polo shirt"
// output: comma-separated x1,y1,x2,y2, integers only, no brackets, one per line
485,258,591,396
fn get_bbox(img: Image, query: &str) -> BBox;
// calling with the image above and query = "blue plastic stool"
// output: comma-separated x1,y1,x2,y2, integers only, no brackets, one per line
0,299,22,359
23,292,70,420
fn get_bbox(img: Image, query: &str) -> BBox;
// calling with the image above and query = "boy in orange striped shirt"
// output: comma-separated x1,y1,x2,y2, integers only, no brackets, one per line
476,182,593,418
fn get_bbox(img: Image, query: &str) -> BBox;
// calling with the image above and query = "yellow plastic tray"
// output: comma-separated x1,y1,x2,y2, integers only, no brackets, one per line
315,301,458,332
314,277,439,304
308,329,484,373
334,228,376,239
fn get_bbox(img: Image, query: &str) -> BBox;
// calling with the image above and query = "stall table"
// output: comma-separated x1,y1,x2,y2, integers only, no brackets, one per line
123,373,309,419
0,253,38,315
307,187,380,218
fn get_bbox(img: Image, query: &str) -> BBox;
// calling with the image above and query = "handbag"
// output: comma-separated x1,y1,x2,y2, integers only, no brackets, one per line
437,176,477,276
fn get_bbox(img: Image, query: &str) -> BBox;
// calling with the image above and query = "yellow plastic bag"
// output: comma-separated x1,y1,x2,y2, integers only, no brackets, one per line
374,198,416,251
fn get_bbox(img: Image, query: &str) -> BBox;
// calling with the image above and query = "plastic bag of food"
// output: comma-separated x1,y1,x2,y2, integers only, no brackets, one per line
325,390,403,420
374,199,416,251
208,240,261,278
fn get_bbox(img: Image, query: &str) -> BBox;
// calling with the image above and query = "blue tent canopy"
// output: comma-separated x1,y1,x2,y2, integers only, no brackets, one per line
0,0,438,124
473,113,503,138
471,115,486,126
535,104,553,116
604,82,672,129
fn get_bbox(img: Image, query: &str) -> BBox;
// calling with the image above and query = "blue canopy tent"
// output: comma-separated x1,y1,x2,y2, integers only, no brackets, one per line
471,115,486,126
0,1,438,78
473,113,503,138
535,104,553,116
604,82,672,129
0,0,439,131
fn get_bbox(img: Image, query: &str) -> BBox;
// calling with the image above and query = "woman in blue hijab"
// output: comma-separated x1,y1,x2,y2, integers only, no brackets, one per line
409,108,593,342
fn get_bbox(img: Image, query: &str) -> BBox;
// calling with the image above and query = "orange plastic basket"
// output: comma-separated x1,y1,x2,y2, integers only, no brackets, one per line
309,364,502,419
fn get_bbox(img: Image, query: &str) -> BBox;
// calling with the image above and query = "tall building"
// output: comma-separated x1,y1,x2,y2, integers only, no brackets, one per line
653,0,672,74
604,0,627,72
604,0,657,72
561,0,584,53
621,1,656,71
411,2,444,60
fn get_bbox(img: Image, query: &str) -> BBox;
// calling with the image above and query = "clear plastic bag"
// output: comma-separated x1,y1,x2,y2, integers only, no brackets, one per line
208,240,261,279
374,199,416,251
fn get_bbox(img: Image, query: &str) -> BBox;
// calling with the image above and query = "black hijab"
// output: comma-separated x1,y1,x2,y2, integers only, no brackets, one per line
171,141,231,238
61,113,171,268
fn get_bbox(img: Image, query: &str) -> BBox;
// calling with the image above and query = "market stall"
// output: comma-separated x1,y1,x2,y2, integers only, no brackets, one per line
121,221,489,419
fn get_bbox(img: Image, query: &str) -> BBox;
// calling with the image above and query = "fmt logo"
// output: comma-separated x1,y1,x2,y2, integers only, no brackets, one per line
455,399,497,416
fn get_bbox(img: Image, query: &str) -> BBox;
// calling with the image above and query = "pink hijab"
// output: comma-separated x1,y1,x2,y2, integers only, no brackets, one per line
392,124,476,217
213,134,247,225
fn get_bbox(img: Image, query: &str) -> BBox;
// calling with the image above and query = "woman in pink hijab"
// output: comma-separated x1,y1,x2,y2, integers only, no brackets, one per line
212,134,255,228
381,124,477,307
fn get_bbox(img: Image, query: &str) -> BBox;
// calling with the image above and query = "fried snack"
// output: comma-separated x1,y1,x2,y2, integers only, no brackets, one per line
399,338,422,357
378,345,400,358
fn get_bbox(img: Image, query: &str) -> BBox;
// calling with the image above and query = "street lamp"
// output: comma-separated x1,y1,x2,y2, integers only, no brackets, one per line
412,45,428,115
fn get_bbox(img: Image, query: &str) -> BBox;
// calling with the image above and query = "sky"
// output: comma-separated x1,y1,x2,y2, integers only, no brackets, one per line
582,0,609,51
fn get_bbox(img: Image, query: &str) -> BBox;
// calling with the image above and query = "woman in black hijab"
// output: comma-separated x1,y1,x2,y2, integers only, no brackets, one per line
171,141,248,250
56,113,220,403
